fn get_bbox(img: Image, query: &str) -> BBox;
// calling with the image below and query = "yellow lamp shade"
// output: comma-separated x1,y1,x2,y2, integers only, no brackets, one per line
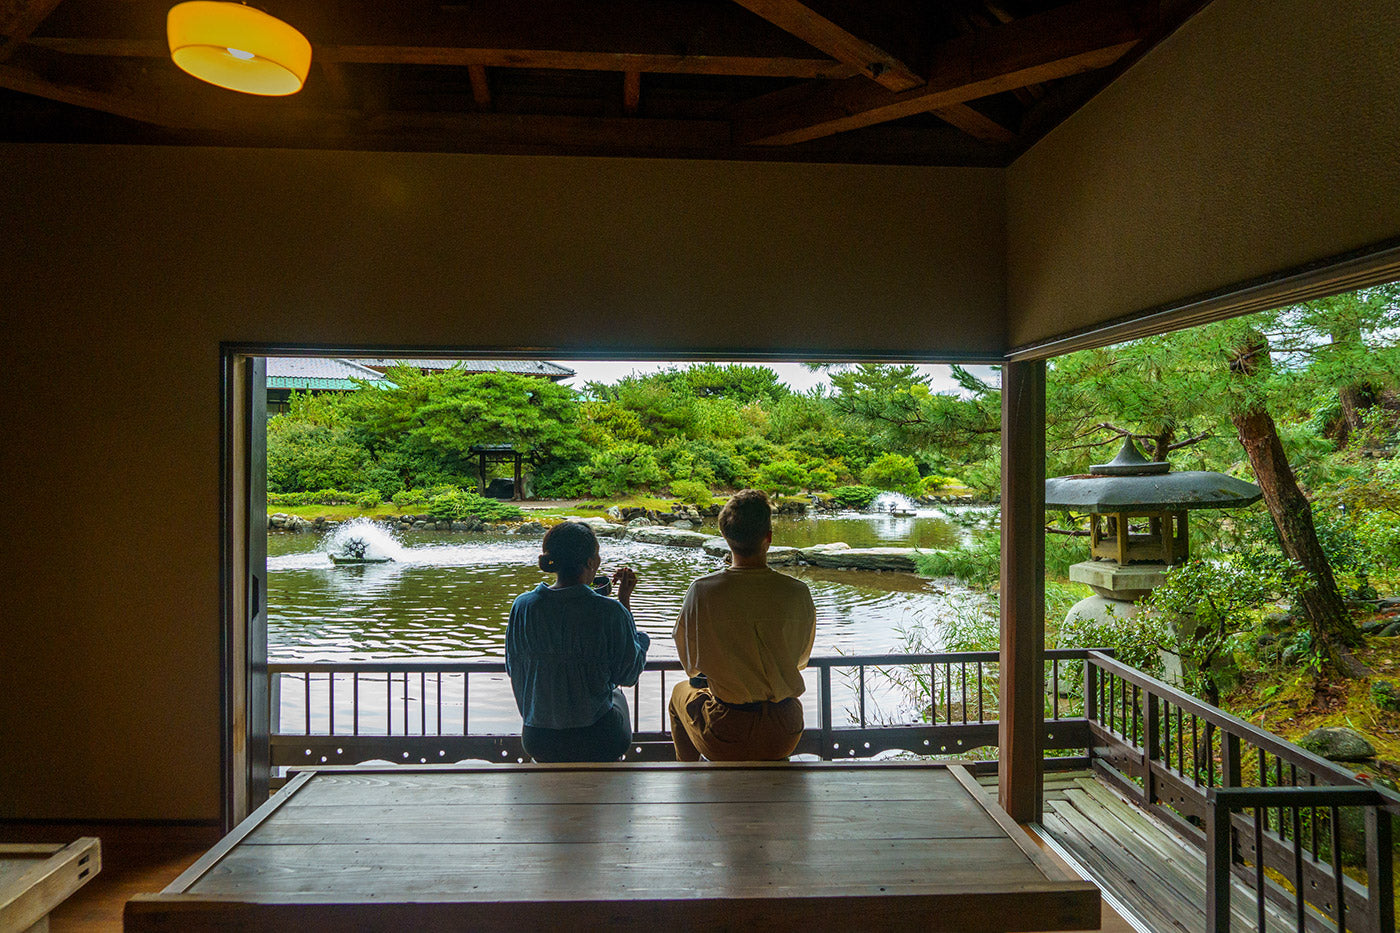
168,2,311,96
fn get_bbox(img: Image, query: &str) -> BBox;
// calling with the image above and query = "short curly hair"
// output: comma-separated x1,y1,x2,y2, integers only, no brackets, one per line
719,489,771,558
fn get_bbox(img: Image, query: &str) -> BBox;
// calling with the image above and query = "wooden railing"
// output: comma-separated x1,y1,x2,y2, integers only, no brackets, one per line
268,649,1100,779
1207,786,1394,933
1087,651,1399,933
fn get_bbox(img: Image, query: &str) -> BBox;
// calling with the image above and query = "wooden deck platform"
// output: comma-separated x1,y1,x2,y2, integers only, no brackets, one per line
126,762,1100,932
988,771,1326,933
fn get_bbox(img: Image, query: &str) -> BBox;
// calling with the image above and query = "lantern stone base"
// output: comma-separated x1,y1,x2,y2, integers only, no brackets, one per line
1068,560,1170,602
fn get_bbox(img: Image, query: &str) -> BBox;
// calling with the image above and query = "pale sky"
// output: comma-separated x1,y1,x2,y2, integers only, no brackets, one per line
556,361,998,396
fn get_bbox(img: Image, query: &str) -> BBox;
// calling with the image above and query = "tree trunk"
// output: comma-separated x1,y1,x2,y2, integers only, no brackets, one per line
1150,426,1173,461
1337,382,1377,444
1331,320,1377,445
1229,335,1365,675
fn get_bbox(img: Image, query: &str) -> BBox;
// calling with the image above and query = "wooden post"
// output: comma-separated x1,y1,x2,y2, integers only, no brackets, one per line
1366,805,1395,933
999,359,1045,823
1144,690,1159,806
1205,792,1233,933
513,452,523,501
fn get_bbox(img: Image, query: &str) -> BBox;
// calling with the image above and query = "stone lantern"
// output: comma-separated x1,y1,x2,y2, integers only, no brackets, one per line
1045,438,1262,639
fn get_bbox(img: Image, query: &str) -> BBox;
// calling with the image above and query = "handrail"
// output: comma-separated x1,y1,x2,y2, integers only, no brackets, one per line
268,649,1099,674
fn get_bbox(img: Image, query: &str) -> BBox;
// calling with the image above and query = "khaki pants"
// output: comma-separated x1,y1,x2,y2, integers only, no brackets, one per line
668,681,804,762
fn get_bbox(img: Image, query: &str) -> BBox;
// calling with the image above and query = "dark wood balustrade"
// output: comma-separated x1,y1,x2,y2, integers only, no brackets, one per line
1087,651,1398,933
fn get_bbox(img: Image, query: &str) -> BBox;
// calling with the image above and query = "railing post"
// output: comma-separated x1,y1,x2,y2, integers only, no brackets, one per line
269,670,281,737
1205,790,1234,933
1082,657,1099,768
1222,732,1241,789
1144,688,1159,808
1366,804,1395,933
819,664,833,761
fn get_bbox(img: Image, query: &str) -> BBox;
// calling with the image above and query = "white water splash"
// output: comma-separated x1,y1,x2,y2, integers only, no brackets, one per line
323,518,407,562
871,491,920,514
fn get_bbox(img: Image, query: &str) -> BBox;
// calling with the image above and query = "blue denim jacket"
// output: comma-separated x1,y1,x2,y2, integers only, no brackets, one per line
506,583,650,729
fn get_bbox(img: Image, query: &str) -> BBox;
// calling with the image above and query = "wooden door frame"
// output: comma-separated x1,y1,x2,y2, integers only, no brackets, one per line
221,351,268,831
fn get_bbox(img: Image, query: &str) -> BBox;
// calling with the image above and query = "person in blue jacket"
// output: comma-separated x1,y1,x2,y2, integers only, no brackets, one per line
506,521,650,762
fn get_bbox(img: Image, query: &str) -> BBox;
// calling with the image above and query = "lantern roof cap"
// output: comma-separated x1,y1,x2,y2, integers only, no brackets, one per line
1092,437,1169,475
1046,437,1262,512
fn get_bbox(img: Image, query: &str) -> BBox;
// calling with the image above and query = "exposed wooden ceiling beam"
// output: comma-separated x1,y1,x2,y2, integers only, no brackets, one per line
23,36,861,80
316,61,353,109
727,0,921,91
735,0,1153,146
931,103,1015,143
0,55,727,151
1,0,65,61
467,64,491,110
0,60,220,129
623,70,640,116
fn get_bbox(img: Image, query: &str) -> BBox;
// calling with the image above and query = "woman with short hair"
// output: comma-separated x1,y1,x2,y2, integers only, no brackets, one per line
506,521,649,762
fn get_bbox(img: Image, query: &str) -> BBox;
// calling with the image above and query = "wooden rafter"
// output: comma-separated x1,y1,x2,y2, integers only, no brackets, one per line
316,61,353,109
735,0,1153,146
0,0,64,61
622,70,640,116
24,37,861,80
0,60,218,129
931,103,1015,144
727,0,922,91
467,64,491,110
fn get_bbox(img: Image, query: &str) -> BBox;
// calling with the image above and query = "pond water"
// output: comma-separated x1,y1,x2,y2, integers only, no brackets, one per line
266,509,992,735
267,511,980,662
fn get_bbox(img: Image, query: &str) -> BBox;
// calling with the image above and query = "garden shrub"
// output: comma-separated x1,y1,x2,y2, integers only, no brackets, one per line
267,488,383,508
754,460,809,496
860,453,922,496
669,479,713,506
830,485,880,509
392,488,430,510
427,486,524,522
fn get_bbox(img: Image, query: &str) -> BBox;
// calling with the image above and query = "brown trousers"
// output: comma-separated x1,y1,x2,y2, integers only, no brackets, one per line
668,681,804,762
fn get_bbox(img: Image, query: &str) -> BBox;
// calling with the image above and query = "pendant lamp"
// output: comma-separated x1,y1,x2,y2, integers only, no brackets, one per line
167,2,311,96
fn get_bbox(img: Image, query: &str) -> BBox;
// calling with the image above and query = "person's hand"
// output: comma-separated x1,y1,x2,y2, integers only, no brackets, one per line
611,566,637,607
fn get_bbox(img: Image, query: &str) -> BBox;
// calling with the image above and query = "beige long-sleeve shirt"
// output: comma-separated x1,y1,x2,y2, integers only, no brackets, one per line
672,566,817,704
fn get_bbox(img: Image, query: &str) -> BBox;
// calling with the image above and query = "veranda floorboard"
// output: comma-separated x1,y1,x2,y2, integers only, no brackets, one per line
1043,775,1310,933
1044,803,1190,933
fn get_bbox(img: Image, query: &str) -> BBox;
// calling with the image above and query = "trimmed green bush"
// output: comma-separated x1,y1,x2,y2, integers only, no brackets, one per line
860,453,922,496
267,488,383,508
427,487,524,522
669,479,712,506
830,485,880,509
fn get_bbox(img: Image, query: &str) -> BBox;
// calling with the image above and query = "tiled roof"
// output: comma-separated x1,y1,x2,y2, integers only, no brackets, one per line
268,358,386,381
267,358,386,390
267,357,576,391
353,359,576,378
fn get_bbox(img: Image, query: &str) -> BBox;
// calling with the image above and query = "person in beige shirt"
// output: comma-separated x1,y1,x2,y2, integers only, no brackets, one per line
669,489,816,761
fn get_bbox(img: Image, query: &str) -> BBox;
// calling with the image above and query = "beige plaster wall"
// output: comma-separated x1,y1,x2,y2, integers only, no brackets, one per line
1006,0,1400,351
0,145,1004,819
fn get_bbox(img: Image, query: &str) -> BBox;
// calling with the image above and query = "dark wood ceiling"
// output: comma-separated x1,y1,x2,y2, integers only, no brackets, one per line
0,0,1208,165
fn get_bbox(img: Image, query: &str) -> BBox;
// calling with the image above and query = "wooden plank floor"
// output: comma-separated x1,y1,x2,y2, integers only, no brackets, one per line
128,763,1100,932
984,772,1321,933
